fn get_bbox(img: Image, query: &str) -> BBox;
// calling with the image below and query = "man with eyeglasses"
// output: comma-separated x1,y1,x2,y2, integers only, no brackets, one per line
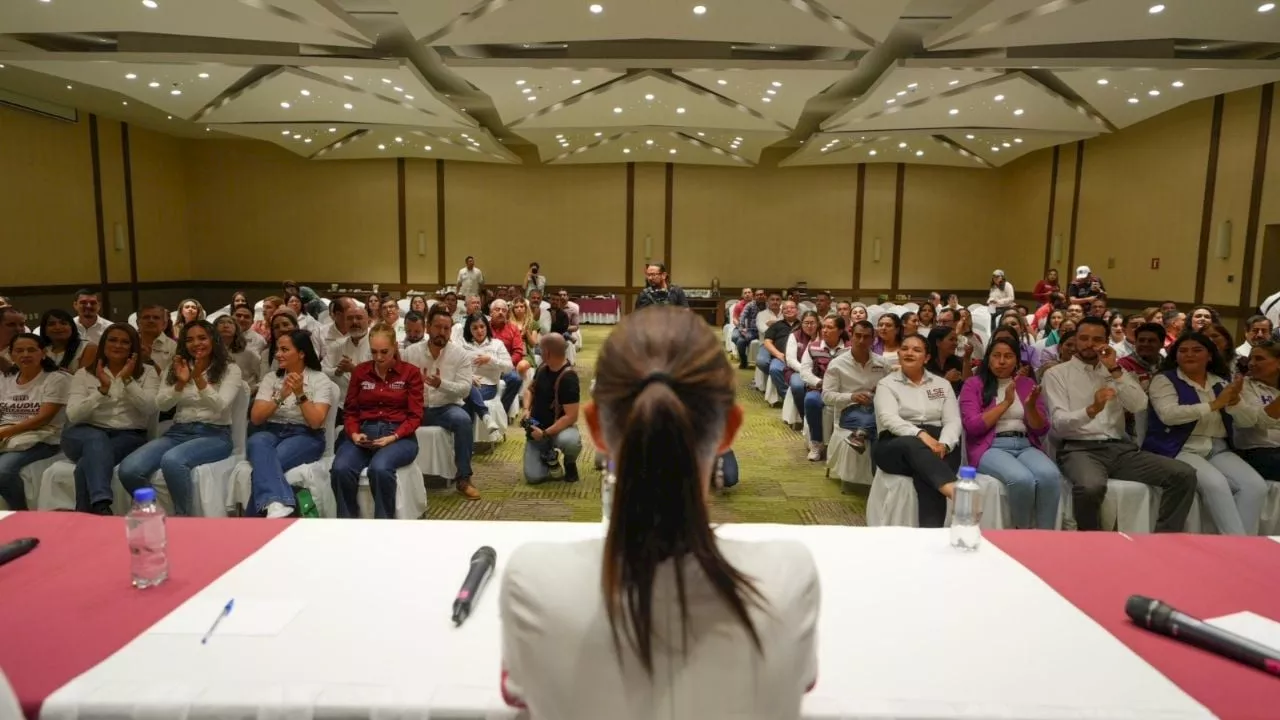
635,263,689,310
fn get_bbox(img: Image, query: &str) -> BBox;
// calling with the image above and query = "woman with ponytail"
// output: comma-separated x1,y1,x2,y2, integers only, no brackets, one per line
499,307,820,719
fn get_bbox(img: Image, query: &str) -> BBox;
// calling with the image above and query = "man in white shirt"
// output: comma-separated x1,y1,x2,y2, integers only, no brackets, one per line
1042,317,1197,532
232,305,268,356
1237,315,1273,368
457,256,484,299
322,305,371,400
823,320,890,453
405,305,479,500
401,311,426,351
73,289,112,345
0,307,25,374
754,291,781,372
136,305,177,376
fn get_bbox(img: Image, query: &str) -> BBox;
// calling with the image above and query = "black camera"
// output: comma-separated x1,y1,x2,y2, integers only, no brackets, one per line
521,417,560,467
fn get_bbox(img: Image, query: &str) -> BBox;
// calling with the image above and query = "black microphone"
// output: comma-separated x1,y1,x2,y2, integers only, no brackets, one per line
452,546,496,627
0,537,38,569
1125,595,1280,677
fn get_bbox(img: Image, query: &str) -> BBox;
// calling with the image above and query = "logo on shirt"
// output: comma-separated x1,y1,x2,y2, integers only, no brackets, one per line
390,381,406,390
360,381,376,390
926,387,947,401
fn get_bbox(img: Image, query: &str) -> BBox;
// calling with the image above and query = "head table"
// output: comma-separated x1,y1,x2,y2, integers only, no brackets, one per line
0,510,1277,720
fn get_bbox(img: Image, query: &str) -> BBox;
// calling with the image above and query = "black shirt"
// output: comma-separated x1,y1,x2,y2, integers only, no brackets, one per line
764,319,799,355
926,355,965,395
530,363,580,428
635,284,690,309
548,307,571,335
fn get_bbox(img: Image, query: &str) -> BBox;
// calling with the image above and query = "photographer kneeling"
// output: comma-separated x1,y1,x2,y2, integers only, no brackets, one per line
521,334,581,484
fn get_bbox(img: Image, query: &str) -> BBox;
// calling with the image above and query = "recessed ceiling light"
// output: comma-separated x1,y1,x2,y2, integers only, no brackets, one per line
1097,78,1109,85
300,89,310,96
121,101,128,106
613,107,623,113
555,133,563,138
170,89,181,96
915,150,924,157
304,138,312,144
762,97,771,103
328,127,336,132
1261,2,1277,12
623,148,631,154
1171,80,1184,88
645,94,655,100
521,88,531,94
717,79,727,85
646,139,654,145
378,144,386,150
669,149,677,154
515,80,526,86
425,145,432,151
992,146,1001,152
343,75,353,81
1002,142,1011,148
867,149,877,156
1014,138,1023,143
381,78,392,84
527,96,537,101
734,137,742,141
948,108,959,115
405,94,415,100
343,103,353,109
676,107,686,114
293,134,302,141
571,78,582,85
898,142,907,148
771,81,782,88
395,136,404,142
966,134,975,139
280,102,290,108
896,90,906,97
1128,97,1140,104
282,130,291,135
948,80,959,86
166,115,172,119
696,131,704,136
589,3,604,13
1013,108,1024,115
693,4,707,14
1148,89,1160,96
1148,4,1165,13
142,0,158,7
908,83,919,90
125,73,137,80
198,72,209,79
148,81,159,88
393,87,403,93
994,94,1005,101
886,98,896,104
595,131,603,136
66,85,72,89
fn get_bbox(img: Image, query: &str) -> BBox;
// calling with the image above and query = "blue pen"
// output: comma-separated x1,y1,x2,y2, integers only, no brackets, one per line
201,599,235,645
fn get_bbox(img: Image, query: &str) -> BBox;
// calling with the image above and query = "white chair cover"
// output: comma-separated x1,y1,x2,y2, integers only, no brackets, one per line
206,304,231,323
865,468,1007,529
967,305,993,342
299,456,427,520
762,376,779,405
780,389,802,425
1060,479,1156,533
414,425,458,480
901,302,919,314
825,427,874,488
1182,494,1220,534
3,452,66,511
1260,480,1280,535
800,405,834,445
229,400,340,515
472,392,509,444
152,382,249,517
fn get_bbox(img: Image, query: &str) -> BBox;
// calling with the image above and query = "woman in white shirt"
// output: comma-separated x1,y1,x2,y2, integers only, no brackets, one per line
260,308,301,380
987,269,1016,313
872,333,963,528
872,312,902,365
916,302,935,337
118,320,242,517
461,313,511,441
0,334,70,511
174,298,206,340
62,323,159,515
247,331,336,518
500,307,819,720
215,316,262,392
1108,314,1134,359
1234,342,1280,480
285,293,323,335
1143,332,1266,535
39,308,96,372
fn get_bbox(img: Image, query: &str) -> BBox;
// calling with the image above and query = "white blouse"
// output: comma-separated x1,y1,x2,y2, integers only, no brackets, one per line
66,365,159,431
155,364,243,426
466,338,513,386
0,370,71,447
1232,378,1280,451
47,342,89,371
1147,370,1228,456
874,370,961,450
500,536,819,720
993,378,1026,434
255,368,338,426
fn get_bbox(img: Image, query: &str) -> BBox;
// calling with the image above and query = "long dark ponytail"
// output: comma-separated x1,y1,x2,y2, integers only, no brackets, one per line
593,307,763,674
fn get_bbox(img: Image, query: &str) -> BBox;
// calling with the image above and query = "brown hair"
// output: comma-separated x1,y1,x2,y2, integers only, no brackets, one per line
592,306,763,674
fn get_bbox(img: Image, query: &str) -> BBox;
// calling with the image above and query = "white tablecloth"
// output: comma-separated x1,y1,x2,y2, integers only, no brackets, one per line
34,520,1211,720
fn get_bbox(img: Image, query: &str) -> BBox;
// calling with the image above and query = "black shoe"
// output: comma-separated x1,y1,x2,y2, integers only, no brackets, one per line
564,462,579,483
89,500,114,516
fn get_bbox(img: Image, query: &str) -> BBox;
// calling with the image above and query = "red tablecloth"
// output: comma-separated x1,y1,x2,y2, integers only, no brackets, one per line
0,513,293,718
575,297,620,318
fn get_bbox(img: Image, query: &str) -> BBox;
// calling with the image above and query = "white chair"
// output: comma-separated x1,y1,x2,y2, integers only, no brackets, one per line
228,401,340,515
39,413,165,513
826,427,874,489
473,384,509,445
1260,480,1280,535
762,375,780,405
414,425,458,480
1060,479,1157,533
150,382,250,517
722,300,736,355
748,340,764,391
0,452,67,512
801,405,835,445
865,468,1007,529
780,389,802,426
302,452,428,520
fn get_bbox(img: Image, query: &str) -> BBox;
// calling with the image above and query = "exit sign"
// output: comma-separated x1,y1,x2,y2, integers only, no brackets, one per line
1150,258,1160,269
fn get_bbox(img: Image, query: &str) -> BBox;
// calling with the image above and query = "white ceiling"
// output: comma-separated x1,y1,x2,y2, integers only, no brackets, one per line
0,0,1278,167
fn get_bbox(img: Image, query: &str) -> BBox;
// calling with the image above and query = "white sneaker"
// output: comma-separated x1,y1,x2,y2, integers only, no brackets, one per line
807,442,823,462
264,501,293,519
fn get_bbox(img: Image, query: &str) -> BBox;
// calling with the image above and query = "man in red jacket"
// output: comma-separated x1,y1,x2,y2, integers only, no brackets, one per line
488,299,526,419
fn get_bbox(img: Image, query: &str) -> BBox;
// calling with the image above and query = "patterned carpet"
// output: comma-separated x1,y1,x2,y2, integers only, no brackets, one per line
425,326,868,525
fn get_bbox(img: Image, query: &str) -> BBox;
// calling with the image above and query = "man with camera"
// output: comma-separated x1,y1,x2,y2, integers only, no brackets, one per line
521,334,581,484
635,262,689,310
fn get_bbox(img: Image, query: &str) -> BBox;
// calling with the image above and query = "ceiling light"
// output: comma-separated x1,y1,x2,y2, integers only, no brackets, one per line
613,107,623,113
121,101,128,106
915,150,924,157
125,73,137,80
1261,3,1276,11
762,97,771,102
378,144,386,150
693,4,707,14
669,149,677,154
1097,78,1109,85
555,133,563,138
293,134,303,141
304,138,312,144
424,145,432,151
280,101,290,108
328,127,336,132
908,83,919,90
589,3,604,13
645,93,655,100
869,150,877,156
771,81,782,88
966,134,975,139
1002,142,1011,148
571,78,584,86
381,78,392,84
623,148,631,154
696,131,704,136
149,81,159,87
300,89,310,96
896,90,906,96
521,88,531,94
646,139,654,145
948,108,959,115
1128,97,1140,104
0,65,5,69
343,75,353,81
948,80,959,86
166,115,172,119
198,72,209,79
717,79,727,85
142,0,158,7
527,96,537,101
992,146,1001,152
1148,89,1160,96
282,130,291,135
994,94,1005,101
1148,4,1164,13
1013,108,1024,115
516,80,526,86
898,142,907,148
734,137,742,141
595,131,603,137
1014,138,1023,143
1171,80,1184,88
886,98,895,104
764,89,776,96
344,103,353,109
170,89,181,96
676,107,686,114
66,85,72,89
395,136,404,143
393,87,403,93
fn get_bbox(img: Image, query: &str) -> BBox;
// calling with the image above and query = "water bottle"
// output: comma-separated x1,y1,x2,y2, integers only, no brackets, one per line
126,488,169,588
295,488,319,519
601,463,616,529
950,466,982,551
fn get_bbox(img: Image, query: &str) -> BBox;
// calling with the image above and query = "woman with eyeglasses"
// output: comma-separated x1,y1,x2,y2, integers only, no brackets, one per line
0,334,70,511
118,320,242,517
784,311,820,420
499,307,818,718
1233,341,1280,481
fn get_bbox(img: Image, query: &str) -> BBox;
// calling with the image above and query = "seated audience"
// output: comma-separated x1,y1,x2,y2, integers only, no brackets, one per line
1037,308,1065,344
0,307,24,374
799,316,851,461
1032,268,1060,304
40,309,96,372
1068,265,1107,306
405,306,479,500
987,269,1016,313
822,319,888,454
510,297,540,373
260,308,300,380
230,291,249,311
118,321,242,517
1042,317,1196,532
813,291,833,318
925,326,971,395
1164,312,1186,348
1234,341,1280,479
409,295,430,316
761,301,800,407
836,301,853,323
1032,292,1067,336
500,306,818,718
752,292,782,371
733,289,767,370
322,305,371,398
1202,323,1240,375
137,305,176,374
283,280,325,318
1143,333,1265,535
634,262,690,309
990,325,1039,372
872,333,962,528
251,296,283,342
872,313,903,365
330,323,422,518
1089,298,1109,319
214,316,261,390
849,302,869,324
1108,314,1132,358
0,334,70,511
730,288,753,327
439,291,462,324
936,306,955,329
487,299,526,414
1160,300,1180,318
174,298,206,338
285,293,323,335
1036,329,1078,380
248,331,337,518
231,305,268,356
916,302,936,336
900,311,920,339
379,300,405,343
73,289,112,344
1237,315,1275,365
316,295,349,350
959,338,1058,529
784,311,820,420
1141,306,1164,328
400,310,425,350
1188,305,1218,334
1118,322,1165,390
461,312,511,441
364,292,383,320
956,308,985,359
522,334,582,484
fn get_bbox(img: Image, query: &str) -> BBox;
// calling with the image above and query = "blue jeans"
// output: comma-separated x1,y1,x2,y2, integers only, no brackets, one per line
329,420,419,519
423,404,474,479
0,443,60,511
499,370,522,416
524,427,582,483
803,390,826,442
247,423,324,516
61,424,148,510
755,345,772,376
719,450,739,488
767,358,787,398
787,374,806,414
1176,439,1267,535
118,422,232,517
732,329,753,366
464,383,497,419
976,436,1061,530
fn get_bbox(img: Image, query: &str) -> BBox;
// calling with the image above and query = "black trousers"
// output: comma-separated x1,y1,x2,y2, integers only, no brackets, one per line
872,425,962,528
1237,447,1280,482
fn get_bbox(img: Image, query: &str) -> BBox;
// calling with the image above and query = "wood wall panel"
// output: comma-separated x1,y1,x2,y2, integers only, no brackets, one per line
129,126,191,282
403,158,440,288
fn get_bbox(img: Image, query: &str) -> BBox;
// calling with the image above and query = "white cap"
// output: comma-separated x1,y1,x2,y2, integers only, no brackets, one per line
1075,265,1091,279
992,269,1005,277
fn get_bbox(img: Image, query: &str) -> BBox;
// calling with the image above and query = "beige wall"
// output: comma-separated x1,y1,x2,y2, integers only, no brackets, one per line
404,158,440,289
859,164,896,290
1049,142,1079,280
900,164,1007,290
130,126,191,281
632,163,666,288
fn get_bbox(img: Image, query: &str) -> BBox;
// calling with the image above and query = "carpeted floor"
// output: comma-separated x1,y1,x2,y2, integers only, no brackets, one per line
425,325,868,525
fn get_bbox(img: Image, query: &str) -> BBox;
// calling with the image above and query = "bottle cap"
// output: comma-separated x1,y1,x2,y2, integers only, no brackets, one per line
959,466,977,480
133,488,157,503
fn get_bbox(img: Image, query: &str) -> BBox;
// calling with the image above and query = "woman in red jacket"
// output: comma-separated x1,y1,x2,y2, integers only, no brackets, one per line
1031,269,1060,304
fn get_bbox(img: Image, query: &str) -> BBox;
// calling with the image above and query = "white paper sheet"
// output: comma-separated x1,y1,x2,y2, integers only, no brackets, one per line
1205,611,1280,651
149,598,303,638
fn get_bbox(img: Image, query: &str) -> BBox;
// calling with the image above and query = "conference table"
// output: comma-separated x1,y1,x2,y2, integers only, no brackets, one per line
2,512,1278,720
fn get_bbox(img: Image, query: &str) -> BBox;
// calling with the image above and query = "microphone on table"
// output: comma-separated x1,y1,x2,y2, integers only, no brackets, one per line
452,546,497,627
1125,595,1280,677
0,538,38,569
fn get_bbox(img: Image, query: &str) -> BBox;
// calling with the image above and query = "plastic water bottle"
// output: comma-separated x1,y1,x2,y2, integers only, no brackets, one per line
126,488,169,588
950,466,982,551
601,463,616,529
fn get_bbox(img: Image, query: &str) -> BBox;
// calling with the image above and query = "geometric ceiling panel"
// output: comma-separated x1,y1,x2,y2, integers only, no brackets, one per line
201,68,472,127
811,0,915,44
548,129,752,167
674,68,852,126
517,126,785,162
511,73,788,132
389,0,479,42
207,123,364,157
314,128,517,163
8,61,250,119
680,128,788,161
449,66,625,125
928,0,1280,51
823,72,1105,134
433,0,874,49
302,65,474,127
781,131,991,168
822,65,1003,131
0,0,372,47
1056,67,1280,130
945,128,1097,167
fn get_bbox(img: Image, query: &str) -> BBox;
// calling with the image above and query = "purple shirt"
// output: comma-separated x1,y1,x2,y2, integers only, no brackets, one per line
957,375,1049,467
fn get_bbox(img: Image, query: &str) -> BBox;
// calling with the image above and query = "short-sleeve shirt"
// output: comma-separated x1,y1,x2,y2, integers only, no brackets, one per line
530,364,580,428
764,319,799,355
0,370,71,445
256,368,338,426
457,267,484,298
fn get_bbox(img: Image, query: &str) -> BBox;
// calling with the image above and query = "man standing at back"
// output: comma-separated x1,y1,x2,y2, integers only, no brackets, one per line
1042,317,1196,531
73,289,112,344
1067,266,1107,307
406,305,480,500
457,256,484,300
635,263,689,310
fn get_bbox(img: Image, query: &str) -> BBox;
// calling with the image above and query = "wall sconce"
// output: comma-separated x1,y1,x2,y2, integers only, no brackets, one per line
872,236,882,263
1216,220,1232,259
113,222,125,251
1051,233,1062,263
417,231,426,256
644,234,653,262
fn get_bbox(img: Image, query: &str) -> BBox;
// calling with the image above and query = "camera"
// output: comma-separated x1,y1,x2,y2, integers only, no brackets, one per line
520,417,560,466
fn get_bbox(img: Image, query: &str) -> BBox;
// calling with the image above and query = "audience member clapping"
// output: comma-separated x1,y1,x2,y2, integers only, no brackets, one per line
322,304,371,397
0,334,71,511
924,326,971,395
462,312,512,441
1234,341,1280,480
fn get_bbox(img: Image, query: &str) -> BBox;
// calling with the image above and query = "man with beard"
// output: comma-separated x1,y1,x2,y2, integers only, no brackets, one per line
322,304,371,400
401,311,426,351
487,299,526,416
733,289,767,370
634,262,689,310
406,305,480,500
